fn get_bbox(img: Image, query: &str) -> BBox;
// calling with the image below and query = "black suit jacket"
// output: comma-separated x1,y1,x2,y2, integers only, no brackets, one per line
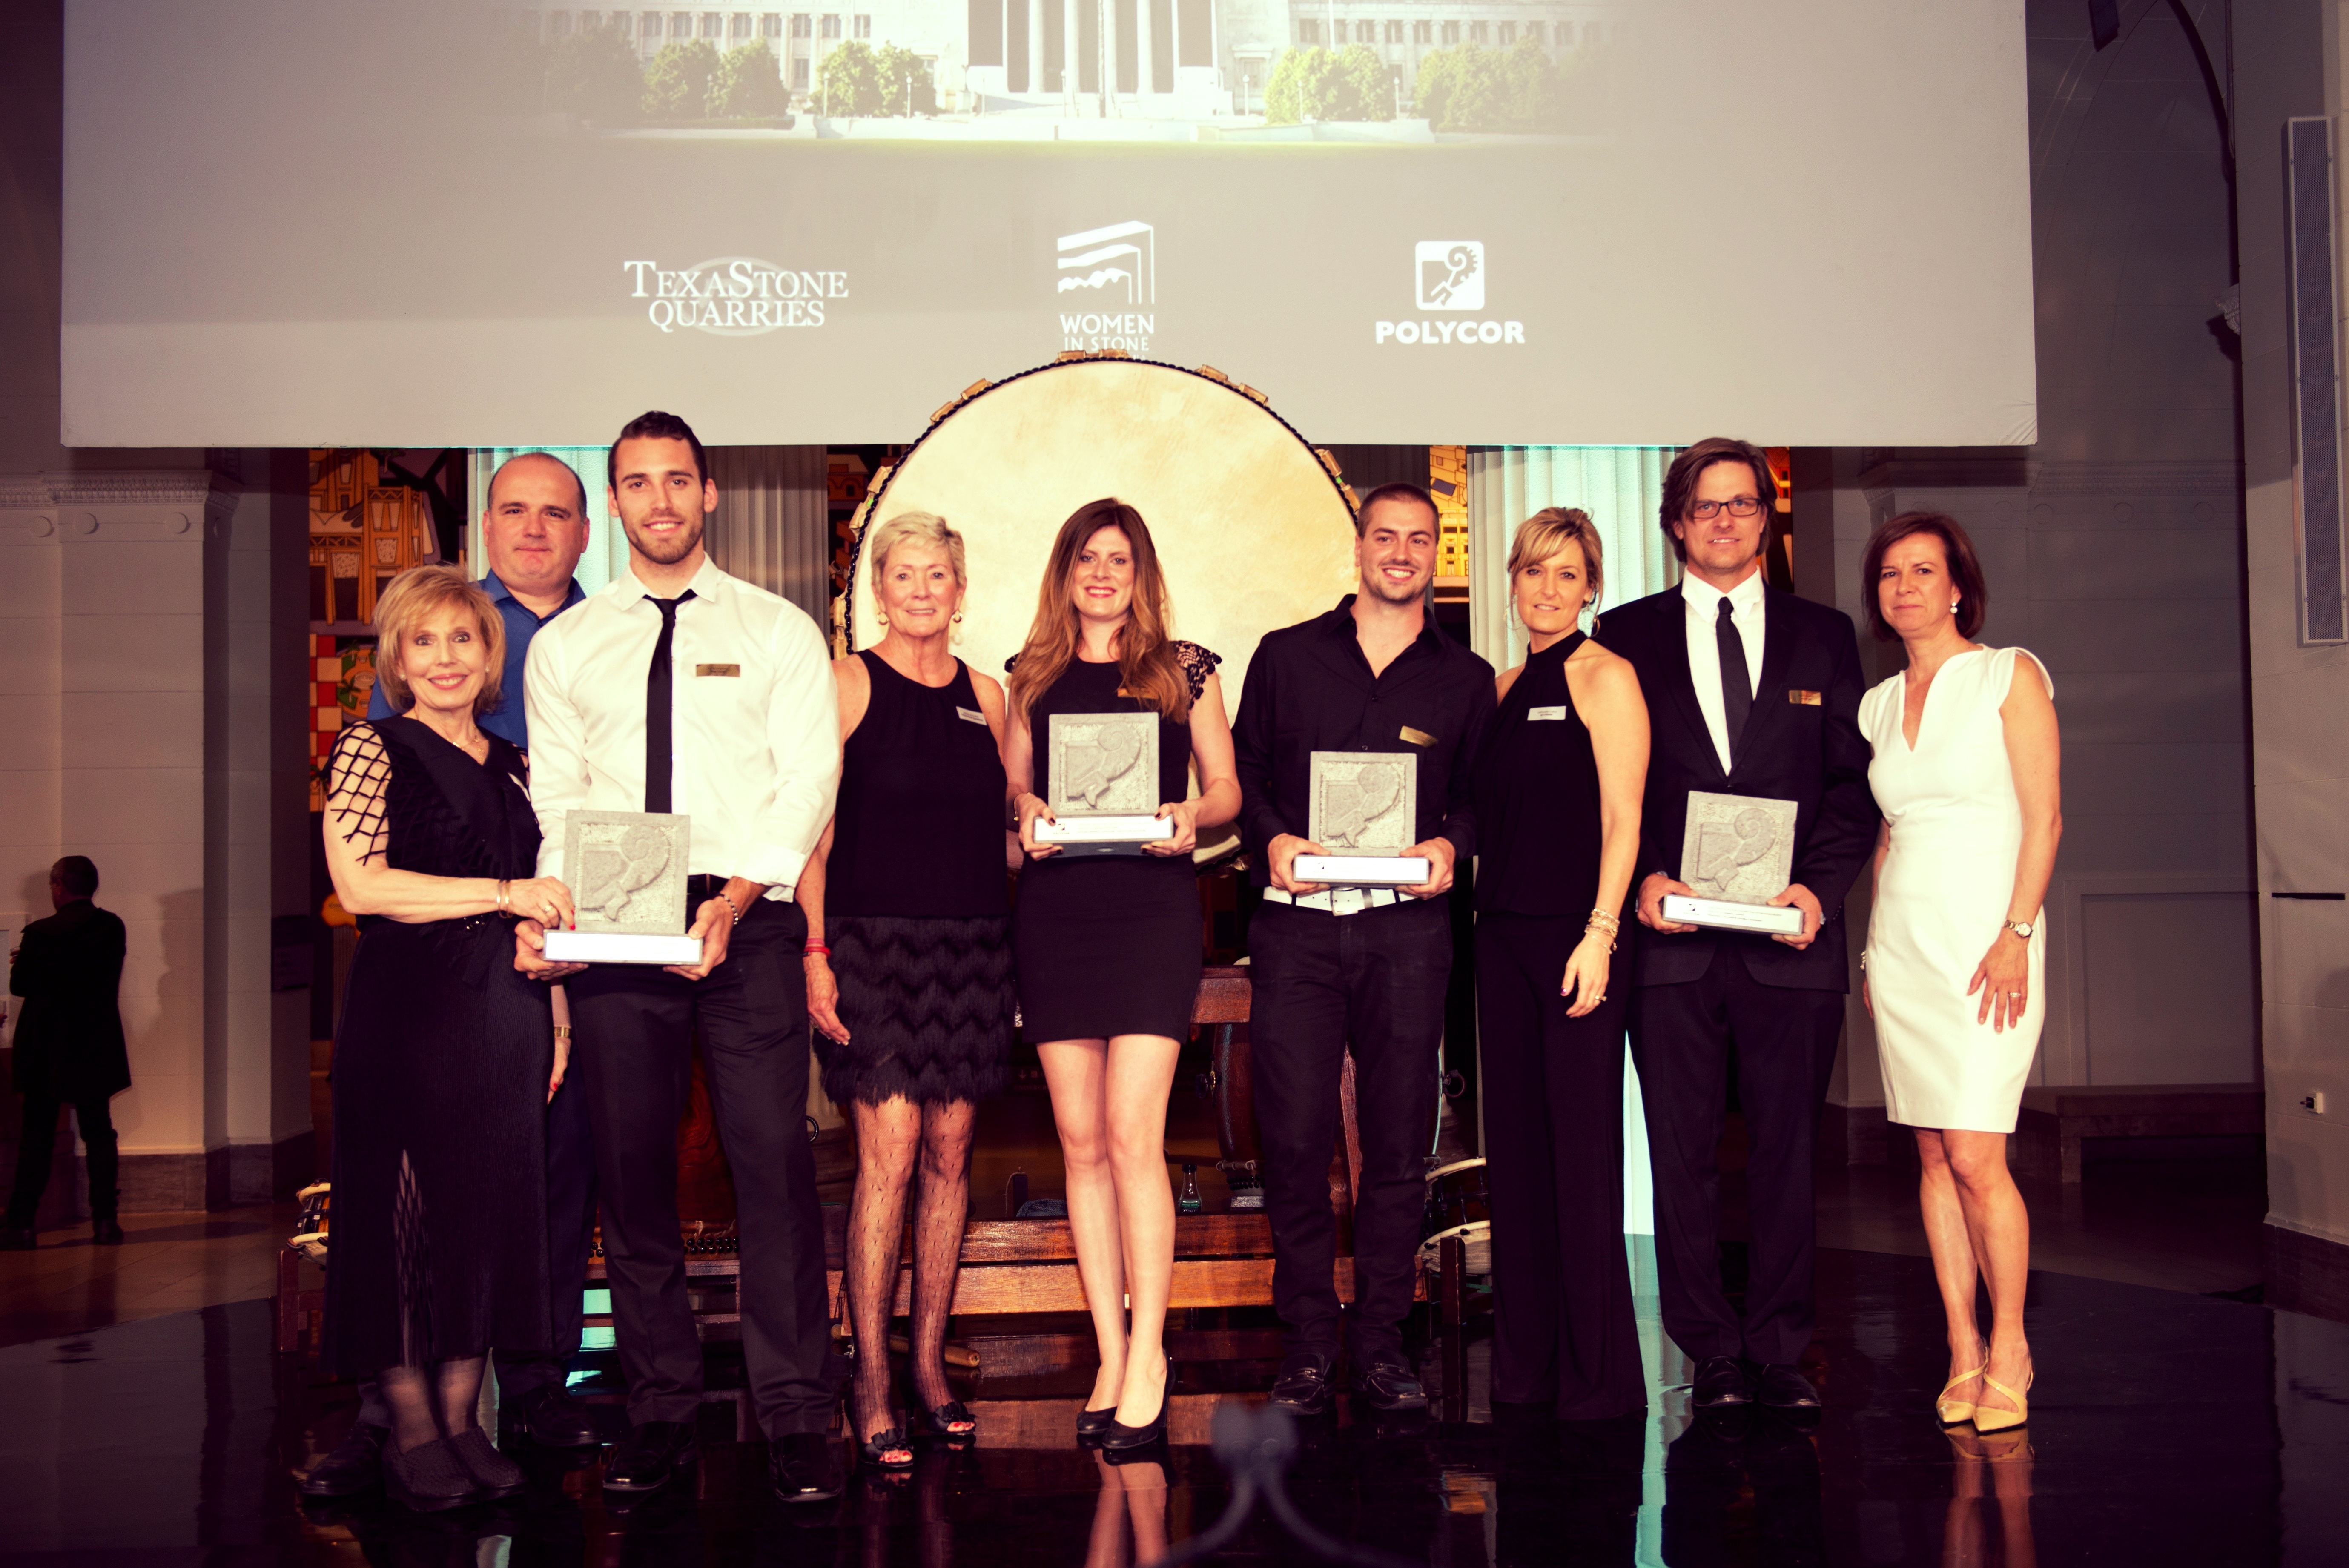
1595,585,1875,992
9,900,130,1101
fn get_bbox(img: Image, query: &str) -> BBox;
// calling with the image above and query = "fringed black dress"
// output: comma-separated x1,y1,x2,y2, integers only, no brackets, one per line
322,717,552,1379
815,653,1016,1106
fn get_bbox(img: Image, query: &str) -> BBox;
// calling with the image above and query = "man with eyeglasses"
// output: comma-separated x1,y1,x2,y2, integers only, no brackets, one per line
1595,437,1874,1415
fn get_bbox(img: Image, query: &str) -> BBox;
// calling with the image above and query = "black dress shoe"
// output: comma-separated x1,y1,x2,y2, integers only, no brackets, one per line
448,1427,527,1500
1268,1353,1334,1416
1753,1362,1822,1410
91,1219,125,1245
1349,1359,1430,1412
383,1436,479,1512
299,1421,387,1496
502,1383,600,1448
0,1226,33,1251
771,1432,844,1503
602,1419,699,1493
1692,1355,1752,1408
1075,1405,1117,1445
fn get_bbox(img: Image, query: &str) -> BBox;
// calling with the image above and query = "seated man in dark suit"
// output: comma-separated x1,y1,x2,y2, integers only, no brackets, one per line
3,856,131,1249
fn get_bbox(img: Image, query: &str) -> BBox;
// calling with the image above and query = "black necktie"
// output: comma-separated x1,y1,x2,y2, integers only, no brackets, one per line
1716,596,1751,769
644,591,695,812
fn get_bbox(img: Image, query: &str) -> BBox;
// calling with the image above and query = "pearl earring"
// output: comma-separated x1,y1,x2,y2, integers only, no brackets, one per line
1950,601,1959,613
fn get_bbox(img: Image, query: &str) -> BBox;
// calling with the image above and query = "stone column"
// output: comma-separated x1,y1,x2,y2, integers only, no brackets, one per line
1065,0,1080,99
1030,0,1046,95
1135,0,1152,100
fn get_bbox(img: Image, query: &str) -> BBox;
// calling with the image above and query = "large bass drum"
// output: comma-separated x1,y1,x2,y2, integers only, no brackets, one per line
841,357,1361,852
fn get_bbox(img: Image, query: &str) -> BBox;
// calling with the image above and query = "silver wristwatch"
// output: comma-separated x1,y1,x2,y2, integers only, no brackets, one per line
2003,919,2035,940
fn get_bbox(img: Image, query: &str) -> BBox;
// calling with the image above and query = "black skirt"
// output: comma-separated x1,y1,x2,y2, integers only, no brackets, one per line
816,914,1015,1106
1013,858,1202,1043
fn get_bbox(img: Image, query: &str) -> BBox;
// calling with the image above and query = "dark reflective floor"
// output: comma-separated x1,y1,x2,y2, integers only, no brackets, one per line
5,1241,2349,1566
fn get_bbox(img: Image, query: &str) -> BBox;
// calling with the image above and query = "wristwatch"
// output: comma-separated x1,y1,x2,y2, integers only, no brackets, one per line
2003,919,2035,940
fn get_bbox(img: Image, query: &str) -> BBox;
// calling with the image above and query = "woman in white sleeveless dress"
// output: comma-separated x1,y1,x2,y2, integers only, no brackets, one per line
1858,514,2061,1436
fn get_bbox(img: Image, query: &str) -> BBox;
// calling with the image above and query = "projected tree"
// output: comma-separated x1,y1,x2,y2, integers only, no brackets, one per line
710,42,789,118
1263,46,1395,126
1415,40,1568,133
815,40,934,119
643,38,721,120
545,24,644,126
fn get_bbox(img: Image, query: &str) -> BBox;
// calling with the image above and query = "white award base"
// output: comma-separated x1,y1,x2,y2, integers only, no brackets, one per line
1661,895,1803,936
1294,854,1431,886
1036,815,1174,852
542,929,706,965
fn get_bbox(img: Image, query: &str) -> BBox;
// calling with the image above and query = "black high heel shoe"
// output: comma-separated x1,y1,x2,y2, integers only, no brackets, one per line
918,1401,978,1442
1075,1405,1117,1445
858,1427,915,1471
1101,1354,1173,1453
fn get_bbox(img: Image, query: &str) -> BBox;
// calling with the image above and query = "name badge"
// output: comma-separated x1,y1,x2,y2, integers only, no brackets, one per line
955,705,987,725
1400,725,1436,747
1789,689,1821,706
1528,705,1567,722
696,663,740,678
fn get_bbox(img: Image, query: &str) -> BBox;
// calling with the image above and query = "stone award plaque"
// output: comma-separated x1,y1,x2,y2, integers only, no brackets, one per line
1298,751,1428,886
1035,711,1173,854
1663,791,1804,936
541,811,706,964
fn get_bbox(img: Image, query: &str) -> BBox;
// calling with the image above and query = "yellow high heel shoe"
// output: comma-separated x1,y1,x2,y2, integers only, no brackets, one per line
1971,1365,2034,1433
1936,1365,1986,1427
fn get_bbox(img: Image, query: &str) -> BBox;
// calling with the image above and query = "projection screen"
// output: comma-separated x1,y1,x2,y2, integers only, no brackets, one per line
60,0,2033,448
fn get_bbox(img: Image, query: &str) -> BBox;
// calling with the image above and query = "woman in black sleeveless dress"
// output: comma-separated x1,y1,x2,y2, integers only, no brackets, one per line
315,567,576,1509
798,512,1015,1468
1004,499,1239,1450
1473,509,1652,1421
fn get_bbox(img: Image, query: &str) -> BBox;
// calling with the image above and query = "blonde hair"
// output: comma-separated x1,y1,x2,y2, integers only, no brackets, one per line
1007,499,1189,722
373,565,506,718
1507,507,1606,615
866,510,968,600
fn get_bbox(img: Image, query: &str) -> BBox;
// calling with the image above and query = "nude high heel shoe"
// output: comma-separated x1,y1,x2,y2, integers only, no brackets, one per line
1971,1365,2033,1433
1936,1364,1985,1427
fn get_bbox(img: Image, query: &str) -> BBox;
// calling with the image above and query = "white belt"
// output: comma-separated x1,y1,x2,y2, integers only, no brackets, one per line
1261,886,1417,918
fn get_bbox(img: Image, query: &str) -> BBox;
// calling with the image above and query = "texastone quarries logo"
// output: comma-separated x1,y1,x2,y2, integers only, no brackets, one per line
623,258,848,334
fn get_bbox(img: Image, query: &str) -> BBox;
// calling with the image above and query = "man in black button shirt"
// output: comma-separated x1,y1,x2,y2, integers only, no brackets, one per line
1232,483,1496,1413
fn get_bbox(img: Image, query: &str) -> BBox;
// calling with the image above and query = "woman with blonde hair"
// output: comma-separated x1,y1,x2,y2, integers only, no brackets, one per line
1471,508,1652,1419
796,511,1017,1470
310,565,577,1509
1004,498,1241,1450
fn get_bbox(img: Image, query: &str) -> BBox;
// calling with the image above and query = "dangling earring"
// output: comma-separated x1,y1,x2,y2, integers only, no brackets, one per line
1950,601,1959,613
952,611,963,623
877,612,889,626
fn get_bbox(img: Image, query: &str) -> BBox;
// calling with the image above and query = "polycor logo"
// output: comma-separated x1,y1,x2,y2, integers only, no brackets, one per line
622,258,848,335
1376,240,1524,348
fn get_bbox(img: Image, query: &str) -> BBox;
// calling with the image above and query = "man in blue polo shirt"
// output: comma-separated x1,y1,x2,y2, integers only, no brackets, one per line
304,450,599,1495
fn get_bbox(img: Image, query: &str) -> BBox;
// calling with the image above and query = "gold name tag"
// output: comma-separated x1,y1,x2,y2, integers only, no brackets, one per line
696,663,740,678
1400,725,1436,747
1789,689,1821,706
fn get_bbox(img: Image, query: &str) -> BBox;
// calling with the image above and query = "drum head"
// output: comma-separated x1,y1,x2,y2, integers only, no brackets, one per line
845,359,1359,733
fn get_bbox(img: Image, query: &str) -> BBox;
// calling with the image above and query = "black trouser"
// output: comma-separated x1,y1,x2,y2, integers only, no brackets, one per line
356,1069,599,1426
5,1092,117,1228
565,896,844,1437
1628,943,1843,1368
1249,897,1450,1365
1475,914,1646,1420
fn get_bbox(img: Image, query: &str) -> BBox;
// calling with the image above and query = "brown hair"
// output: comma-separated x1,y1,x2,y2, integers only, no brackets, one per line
607,409,706,492
1354,481,1440,538
1506,507,1606,613
1009,500,1189,722
373,565,507,717
1658,436,1773,564
1860,511,1988,642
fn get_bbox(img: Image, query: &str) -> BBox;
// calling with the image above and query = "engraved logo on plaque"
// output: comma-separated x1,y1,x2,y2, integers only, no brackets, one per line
566,811,692,933
1050,712,1158,816
1678,792,1797,904
1309,751,1417,854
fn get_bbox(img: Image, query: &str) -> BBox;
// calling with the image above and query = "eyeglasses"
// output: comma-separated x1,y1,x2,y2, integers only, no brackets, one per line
1689,497,1765,522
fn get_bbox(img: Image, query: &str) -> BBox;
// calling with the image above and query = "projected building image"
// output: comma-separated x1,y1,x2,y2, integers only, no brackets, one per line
523,2,1617,133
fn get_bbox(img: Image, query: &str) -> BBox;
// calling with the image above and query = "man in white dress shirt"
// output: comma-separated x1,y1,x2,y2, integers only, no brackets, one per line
516,410,846,1503
1594,437,1875,1416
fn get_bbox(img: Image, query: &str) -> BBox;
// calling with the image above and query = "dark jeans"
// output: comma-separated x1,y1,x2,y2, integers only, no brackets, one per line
356,1069,598,1426
1248,897,1451,1365
5,1092,117,1228
566,897,845,1438
1629,943,1843,1367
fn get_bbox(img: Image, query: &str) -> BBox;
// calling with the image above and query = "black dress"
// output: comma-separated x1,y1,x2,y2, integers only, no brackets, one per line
1470,631,1646,1419
322,717,552,1378
1012,643,1217,1043
816,652,1015,1106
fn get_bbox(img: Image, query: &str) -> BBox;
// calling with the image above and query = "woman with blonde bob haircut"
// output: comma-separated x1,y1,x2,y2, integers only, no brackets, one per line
309,564,577,1510
1003,499,1240,1451
796,511,1017,1468
1469,507,1655,1419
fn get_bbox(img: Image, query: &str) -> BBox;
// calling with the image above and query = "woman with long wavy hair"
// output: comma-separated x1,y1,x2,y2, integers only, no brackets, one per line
1003,499,1241,1451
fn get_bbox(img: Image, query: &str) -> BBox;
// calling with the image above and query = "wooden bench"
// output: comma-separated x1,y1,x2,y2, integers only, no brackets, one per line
2011,1082,2263,1183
